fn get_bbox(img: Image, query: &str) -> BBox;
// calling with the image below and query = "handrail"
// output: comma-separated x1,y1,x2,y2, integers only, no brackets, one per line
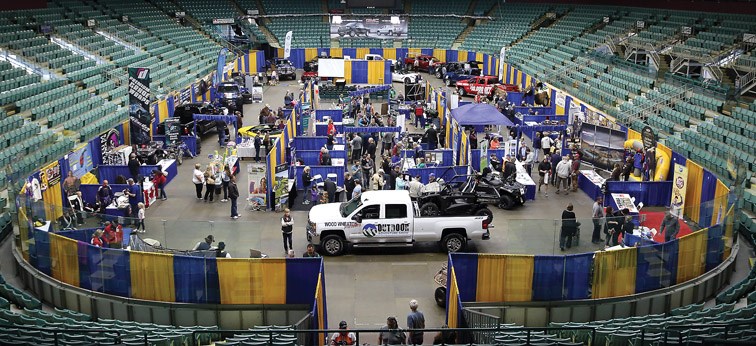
735,70,755,94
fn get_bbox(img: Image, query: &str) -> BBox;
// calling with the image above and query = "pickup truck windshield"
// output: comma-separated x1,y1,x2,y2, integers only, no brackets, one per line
340,198,362,217
217,85,239,93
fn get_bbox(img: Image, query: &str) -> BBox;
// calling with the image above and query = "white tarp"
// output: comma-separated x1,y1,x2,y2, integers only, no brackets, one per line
318,58,345,78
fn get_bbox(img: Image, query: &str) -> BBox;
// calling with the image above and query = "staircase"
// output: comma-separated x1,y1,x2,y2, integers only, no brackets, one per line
452,25,475,50
465,0,478,16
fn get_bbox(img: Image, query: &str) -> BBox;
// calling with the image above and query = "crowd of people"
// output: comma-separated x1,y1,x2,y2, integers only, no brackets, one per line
191,162,241,219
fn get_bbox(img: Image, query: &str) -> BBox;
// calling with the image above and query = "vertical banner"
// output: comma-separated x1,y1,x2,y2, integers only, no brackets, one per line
128,67,152,146
214,48,229,87
247,163,267,209
284,31,293,59
479,140,488,172
671,163,688,216
498,47,506,83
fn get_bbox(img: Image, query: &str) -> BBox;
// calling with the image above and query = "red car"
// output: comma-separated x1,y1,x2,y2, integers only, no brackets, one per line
404,54,440,72
455,76,520,98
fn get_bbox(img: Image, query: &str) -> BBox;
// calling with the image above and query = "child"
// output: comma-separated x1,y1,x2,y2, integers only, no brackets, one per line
310,185,319,205
136,202,146,233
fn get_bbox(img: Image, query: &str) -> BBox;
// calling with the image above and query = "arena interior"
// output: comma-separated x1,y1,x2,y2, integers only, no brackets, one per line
0,0,754,345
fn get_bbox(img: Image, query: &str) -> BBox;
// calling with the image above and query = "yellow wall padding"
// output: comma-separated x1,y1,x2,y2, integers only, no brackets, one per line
330,48,342,58
217,259,287,305
130,251,176,302
476,254,535,302
592,247,638,298
433,49,446,62
684,160,703,223
677,229,708,283
50,233,80,287
355,48,370,60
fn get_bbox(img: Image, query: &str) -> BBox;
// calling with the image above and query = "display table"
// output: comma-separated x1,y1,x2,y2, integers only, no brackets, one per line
236,140,257,159
578,170,606,200
515,161,536,201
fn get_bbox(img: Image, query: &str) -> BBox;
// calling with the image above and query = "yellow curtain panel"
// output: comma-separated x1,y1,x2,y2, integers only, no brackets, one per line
354,48,369,60
724,205,734,260
592,247,638,298
367,60,385,84
383,48,396,61
677,229,708,283
627,129,641,141
684,161,703,223
316,274,325,346
216,259,287,305
277,48,284,58
433,49,446,62
330,48,342,58
305,48,318,62
269,144,278,186
712,180,729,226
158,100,169,124
343,60,352,84
476,254,534,302
447,268,460,328
49,233,80,287
457,50,467,62
130,251,176,302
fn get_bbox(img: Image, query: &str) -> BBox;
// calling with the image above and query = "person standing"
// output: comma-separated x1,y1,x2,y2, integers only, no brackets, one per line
372,169,386,191
136,202,146,233
524,148,535,176
660,211,680,242
124,178,140,220
382,131,395,156
591,196,605,244
555,156,571,195
192,163,204,199
281,208,294,254
361,154,374,190
152,170,167,201
425,125,438,150
549,151,561,186
502,155,516,181
324,177,337,203
379,316,406,345
127,153,141,182
609,163,622,181
537,157,551,197
228,175,240,219
302,166,312,205
366,138,377,161
344,172,355,201
570,153,581,192
541,134,553,157
560,203,578,251
406,300,425,345
532,132,542,162
408,175,423,199
351,180,362,200
221,166,231,202
303,244,321,258
350,133,363,164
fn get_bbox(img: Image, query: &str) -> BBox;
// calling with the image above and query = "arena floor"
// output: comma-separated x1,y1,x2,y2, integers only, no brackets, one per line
139,72,598,332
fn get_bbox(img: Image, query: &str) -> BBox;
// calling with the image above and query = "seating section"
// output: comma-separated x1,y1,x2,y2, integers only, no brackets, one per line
266,17,328,48
461,4,547,52
217,325,299,345
407,18,467,48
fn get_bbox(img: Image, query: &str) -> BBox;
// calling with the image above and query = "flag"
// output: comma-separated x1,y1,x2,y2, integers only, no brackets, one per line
284,31,293,59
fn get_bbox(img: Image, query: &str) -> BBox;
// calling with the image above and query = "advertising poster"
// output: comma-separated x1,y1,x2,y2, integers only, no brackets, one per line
579,123,626,171
39,160,61,191
671,163,688,214
164,117,181,147
247,163,267,209
330,18,409,40
68,144,93,178
128,67,152,145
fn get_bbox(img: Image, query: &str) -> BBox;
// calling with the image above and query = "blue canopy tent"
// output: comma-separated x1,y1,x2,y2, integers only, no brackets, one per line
193,113,240,143
450,103,515,127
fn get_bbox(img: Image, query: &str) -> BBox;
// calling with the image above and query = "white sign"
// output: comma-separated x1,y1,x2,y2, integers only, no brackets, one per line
636,21,645,29
498,47,506,82
212,18,234,25
284,31,293,59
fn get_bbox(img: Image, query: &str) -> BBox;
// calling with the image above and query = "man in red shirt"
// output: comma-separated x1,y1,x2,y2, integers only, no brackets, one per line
103,221,123,249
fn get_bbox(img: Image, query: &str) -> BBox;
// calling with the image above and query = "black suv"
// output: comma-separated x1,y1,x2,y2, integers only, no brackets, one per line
157,102,228,138
268,58,296,80
217,82,244,112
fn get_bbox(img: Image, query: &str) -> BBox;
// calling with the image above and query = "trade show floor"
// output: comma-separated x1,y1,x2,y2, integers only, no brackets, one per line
140,72,601,334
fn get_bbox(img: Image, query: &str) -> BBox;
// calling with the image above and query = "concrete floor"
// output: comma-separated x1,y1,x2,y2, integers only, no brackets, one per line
138,71,601,333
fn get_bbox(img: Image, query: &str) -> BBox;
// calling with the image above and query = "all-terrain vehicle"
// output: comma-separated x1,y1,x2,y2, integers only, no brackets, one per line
416,177,494,223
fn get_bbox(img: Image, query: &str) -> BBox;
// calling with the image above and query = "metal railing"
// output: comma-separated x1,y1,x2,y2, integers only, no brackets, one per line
462,309,499,344
735,70,756,94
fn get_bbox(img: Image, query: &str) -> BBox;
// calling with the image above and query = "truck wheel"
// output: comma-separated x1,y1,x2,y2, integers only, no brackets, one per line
435,70,442,78
457,87,466,96
321,235,345,256
349,30,355,37
404,77,411,84
445,78,452,86
441,233,466,253
388,30,393,36
419,202,440,217
498,195,515,210
475,207,493,223
435,287,447,307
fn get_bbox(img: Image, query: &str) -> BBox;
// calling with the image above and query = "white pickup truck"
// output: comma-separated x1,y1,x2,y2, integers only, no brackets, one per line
306,190,491,256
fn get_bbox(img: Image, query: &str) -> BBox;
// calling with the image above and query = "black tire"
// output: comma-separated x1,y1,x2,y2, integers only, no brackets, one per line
441,233,466,253
498,194,515,210
388,30,393,36
457,87,466,96
435,287,447,307
176,153,183,166
435,70,442,78
474,207,493,223
419,202,441,217
349,30,355,37
321,235,345,256
445,78,452,86
404,77,411,84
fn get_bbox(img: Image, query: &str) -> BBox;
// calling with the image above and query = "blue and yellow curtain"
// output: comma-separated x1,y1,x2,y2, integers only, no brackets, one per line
684,160,704,223
677,229,708,283
476,254,534,302
29,228,326,305
592,247,637,298
447,267,461,328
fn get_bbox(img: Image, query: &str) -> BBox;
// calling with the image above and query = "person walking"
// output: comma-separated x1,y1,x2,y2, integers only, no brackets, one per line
152,169,167,201
221,166,231,202
541,134,553,157
406,300,425,345
361,154,374,190
136,202,146,233
537,157,551,197
302,166,312,205
192,163,204,199
549,151,561,187
591,196,605,244
555,156,571,195
281,208,294,254
660,210,680,242
228,175,240,219
560,203,578,251
379,316,406,345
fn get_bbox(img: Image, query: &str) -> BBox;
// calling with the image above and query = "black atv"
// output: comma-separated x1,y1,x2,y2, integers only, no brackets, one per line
474,168,526,210
417,181,493,223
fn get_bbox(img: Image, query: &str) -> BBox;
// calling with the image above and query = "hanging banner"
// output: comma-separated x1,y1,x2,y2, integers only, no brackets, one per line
479,139,488,172
247,163,267,209
671,163,688,215
330,17,408,40
284,31,293,59
39,160,61,190
641,125,656,150
498,47,506,82
67,144,94,178
164,117,181,147
213,48,229,87
128,67,152,146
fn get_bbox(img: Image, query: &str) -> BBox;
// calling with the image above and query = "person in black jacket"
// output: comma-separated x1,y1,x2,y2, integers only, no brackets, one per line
425,125,438,150
502,155,516,181
228,175,240,219
127,153,141,182
302,166,312,205
319,148,332,166
560,203,578,251
324,177,337,203
344,172,355,201
606,208,629,246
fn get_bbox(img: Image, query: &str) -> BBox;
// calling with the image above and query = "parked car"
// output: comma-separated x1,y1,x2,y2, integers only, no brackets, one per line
267,58,296,80
431,61,481,79
455,75,519,99
390,62,421,83
443,70,482,87
337,22,370,37
403,54,440,72
216,82,245,111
